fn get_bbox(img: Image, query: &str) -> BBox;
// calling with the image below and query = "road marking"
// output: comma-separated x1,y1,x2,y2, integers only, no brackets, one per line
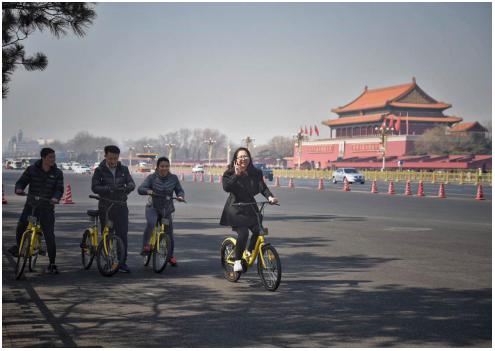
384,227,433,232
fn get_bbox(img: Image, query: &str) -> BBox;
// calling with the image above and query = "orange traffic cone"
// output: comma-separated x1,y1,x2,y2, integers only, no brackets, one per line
417,181,425,197
343,178,350,192
475,184,485,200
404,180,412,196
288,177,295,189
200,173,204,182
274,176,280,187
438,183,446,198
209,174,214,183
388,181,395,195
2,186,7,205
63,183,75,204
193,173,197,182
317,178,324,191
370,180,378,193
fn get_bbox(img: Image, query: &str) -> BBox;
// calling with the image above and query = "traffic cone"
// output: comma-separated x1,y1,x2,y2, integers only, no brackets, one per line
288,177,295,189
63,183,75,204
417,181,425,197
209,174,214,183
404,180,412,196
317,177,324,191
2,186,7,205
200,173,204,182
370,180,378,194
437,183,446,198
388,181,395,195
343,178,350,192
193,173,197,182
274,176,280,187
475,184,485,200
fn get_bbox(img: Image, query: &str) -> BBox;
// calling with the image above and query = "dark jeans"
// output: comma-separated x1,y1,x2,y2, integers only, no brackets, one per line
16,204,56,264
143,206,174,256
233,224,261,261
99,205,129,263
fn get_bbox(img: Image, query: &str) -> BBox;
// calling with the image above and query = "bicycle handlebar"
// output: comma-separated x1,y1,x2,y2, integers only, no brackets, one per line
233,201,280,206
18,193,56,203
149,193,187,203
89,194,126,205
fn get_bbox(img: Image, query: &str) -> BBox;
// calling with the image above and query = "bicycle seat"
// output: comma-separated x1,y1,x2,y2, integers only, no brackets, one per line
86,210,100,217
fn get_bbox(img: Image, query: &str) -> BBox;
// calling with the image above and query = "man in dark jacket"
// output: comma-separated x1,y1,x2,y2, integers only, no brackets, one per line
8,148,64,274
91,145,135,273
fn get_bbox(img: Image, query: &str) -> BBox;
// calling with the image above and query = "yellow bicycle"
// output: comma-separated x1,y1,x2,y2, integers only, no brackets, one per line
15,195,52,280
80,195,125,277
220,201,282,291
143,195,185,273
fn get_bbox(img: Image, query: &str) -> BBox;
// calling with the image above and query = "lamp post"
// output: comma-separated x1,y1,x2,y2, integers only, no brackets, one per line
95,149,103,163
292,131,307,170
374,125,394,171
166,143,176,166
242,136,255,152
67,150,74,162
204,138,216,166
226,144,232,165
128,147,135,169
143,144,153,154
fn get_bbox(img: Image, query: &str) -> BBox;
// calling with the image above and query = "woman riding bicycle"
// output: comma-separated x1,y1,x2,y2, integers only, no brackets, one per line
138,157,185,266
220,147,278,272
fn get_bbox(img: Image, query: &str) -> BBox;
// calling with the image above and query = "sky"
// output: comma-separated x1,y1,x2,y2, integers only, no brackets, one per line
2,2,492,147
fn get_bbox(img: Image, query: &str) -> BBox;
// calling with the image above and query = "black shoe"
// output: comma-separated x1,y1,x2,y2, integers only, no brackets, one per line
7,245,19,257
45,263,59,274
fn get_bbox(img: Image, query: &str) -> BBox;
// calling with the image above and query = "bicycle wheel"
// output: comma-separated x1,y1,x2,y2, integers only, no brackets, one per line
257,244,282,291
96,235,124,277
29,232,44,272
152,232,171,273
220,237,241,282
15,231,31,280
81,229,95,270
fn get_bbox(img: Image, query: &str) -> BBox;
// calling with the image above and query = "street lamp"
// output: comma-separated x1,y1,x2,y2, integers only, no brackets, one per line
204,138,216,166
166,143,176,167
374,125,394,171
128,147,135,169
292,131,307,170
67,150,75,162
95,149,103,163
226,144,232,165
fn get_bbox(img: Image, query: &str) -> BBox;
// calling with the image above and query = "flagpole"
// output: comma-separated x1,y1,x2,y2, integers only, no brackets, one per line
406,112,409,136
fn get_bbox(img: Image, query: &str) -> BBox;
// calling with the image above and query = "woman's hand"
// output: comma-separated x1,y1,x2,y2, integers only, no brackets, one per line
176,196,185,202
234,162,246,176
268,196,278,205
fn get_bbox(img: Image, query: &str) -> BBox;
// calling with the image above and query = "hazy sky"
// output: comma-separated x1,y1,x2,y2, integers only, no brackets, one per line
2,2,492,147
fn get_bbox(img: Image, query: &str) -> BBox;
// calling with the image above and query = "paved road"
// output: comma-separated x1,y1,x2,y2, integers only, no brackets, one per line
2,171,492,347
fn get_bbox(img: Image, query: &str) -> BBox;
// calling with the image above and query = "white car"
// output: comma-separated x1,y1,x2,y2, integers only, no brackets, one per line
332,168,365,184
73,165,92,174
192,164,204,173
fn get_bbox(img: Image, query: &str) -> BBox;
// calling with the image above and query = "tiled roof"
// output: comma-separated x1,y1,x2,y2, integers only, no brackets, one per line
449,122,488,132
322,115,462,127
332,80,450,114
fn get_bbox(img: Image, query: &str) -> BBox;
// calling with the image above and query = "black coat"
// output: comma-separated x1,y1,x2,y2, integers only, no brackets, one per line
91,160,135,208
220,167,273,228
15,159,64,207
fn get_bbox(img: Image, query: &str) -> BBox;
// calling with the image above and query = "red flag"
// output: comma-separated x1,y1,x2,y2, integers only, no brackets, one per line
395,117,401,133
310,125,313,136
304,126,308,135
388,116,394,129
315,125,320,136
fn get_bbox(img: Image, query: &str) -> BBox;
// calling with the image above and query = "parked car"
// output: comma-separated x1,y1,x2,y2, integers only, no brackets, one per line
192,164,204,173
332,168,365,184
137,162,153,173
11,160,24,170
253,163,274,181
72,165,92,174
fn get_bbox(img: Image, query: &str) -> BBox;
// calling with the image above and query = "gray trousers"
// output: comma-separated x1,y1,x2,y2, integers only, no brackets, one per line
143,206,174,256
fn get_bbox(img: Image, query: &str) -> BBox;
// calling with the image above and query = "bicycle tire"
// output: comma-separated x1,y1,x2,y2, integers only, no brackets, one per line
152,232,171,273
96,235,124,277
81,229,95,270
257,244,282,291
15,231,31,280
29,232,44,272
220,237,241,282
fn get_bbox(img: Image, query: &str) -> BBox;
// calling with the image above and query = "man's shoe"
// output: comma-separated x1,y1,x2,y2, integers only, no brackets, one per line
169,256,177,267
45,263,59,274
7,245,18,257
119,263,131,273
233,260,243,272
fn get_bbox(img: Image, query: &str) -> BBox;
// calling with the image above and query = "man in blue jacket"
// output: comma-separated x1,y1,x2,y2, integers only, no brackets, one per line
91,145,135,273
8,148,64,274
